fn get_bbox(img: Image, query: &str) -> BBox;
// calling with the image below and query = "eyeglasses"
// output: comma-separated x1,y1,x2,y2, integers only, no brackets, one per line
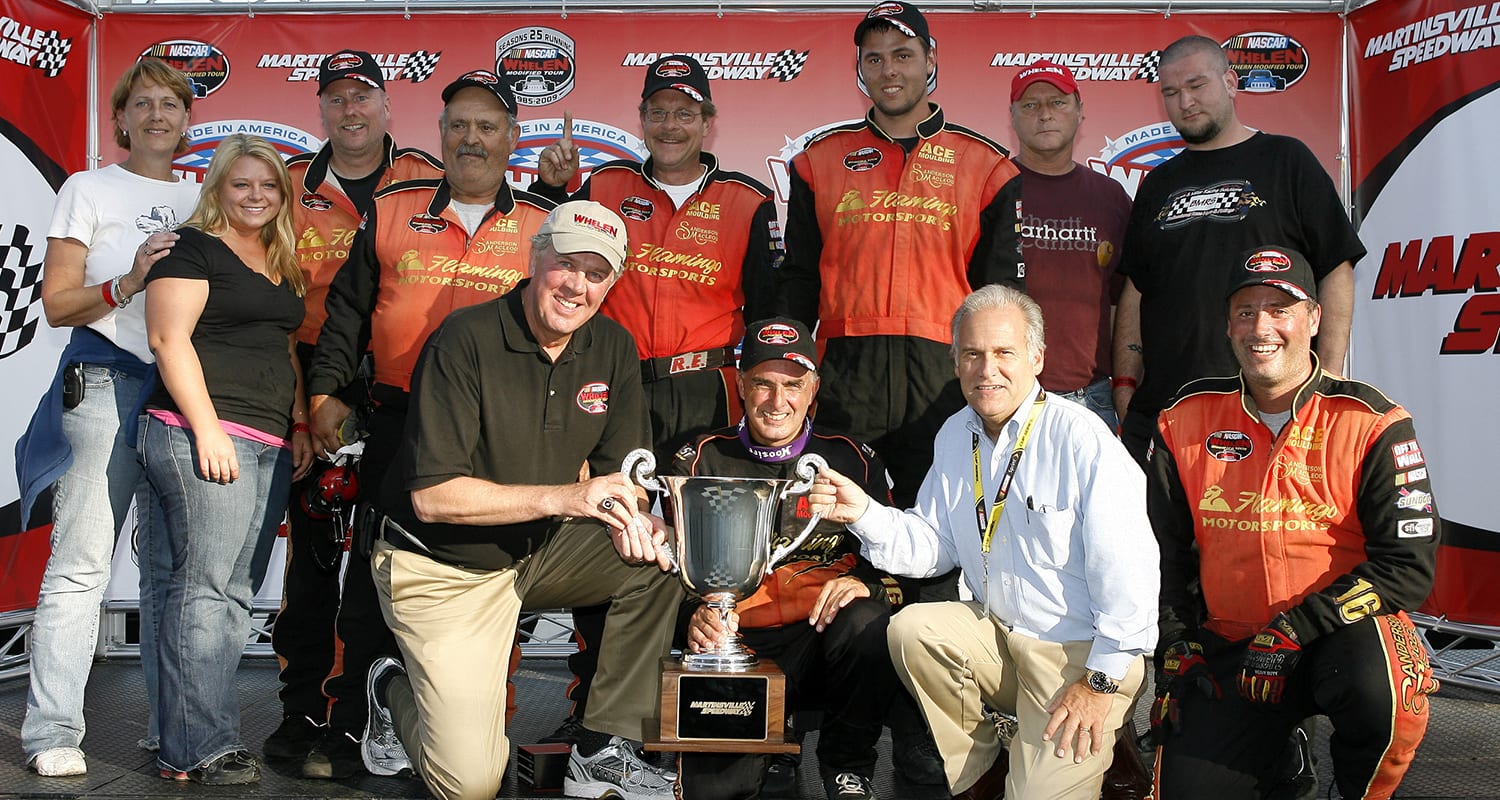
1014,97,1076,117
643,108,702,125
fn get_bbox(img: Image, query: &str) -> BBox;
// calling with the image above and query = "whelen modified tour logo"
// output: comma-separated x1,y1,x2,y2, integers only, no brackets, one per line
1,15,73,77
496,27,577,106
141,40,230,97
622,50,811,83
1221,32,1309,94
258,50,442,85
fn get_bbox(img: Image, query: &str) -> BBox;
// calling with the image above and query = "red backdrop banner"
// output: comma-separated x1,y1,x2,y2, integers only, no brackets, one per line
1349,0,1500,626
95,11,1345,201
0,0,92,614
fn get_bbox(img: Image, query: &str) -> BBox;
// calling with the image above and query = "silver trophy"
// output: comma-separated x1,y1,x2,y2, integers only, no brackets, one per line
623,448,827,671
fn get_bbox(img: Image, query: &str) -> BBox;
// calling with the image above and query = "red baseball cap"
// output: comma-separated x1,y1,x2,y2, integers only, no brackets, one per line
1010,59,1079,102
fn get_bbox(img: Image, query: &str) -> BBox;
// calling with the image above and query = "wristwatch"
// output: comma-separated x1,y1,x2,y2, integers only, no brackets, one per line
1085,670,1120,694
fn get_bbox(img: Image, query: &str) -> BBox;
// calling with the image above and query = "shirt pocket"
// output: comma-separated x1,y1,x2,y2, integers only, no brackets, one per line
1021,504,1077,569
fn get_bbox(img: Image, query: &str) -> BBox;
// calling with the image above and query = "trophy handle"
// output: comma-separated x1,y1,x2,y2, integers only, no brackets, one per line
620,448,678,573
622,448,663,494
769,453,828,565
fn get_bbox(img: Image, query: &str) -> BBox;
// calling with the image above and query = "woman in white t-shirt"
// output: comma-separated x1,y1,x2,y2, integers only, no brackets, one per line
18,58,200,778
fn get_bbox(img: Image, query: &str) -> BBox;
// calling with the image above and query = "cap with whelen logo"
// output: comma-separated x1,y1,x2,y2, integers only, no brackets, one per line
740,317,819,373
1010,59,1079,102
538,201,629,275
854,1,931,45
317,49,385,94
441,68,518,117
1226,245,1318,303
641,55,712,103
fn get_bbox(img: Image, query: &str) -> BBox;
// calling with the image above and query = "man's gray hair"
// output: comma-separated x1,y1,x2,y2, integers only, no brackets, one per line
1160,35,1230,73
949,284,1046,360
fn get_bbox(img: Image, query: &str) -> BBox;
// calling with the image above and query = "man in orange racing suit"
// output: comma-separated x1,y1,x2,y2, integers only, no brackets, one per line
1146,245,1439,800
304,68,554,778
270,49,441,775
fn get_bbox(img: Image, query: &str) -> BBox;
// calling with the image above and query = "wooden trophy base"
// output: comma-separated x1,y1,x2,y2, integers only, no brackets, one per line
646,657,799,753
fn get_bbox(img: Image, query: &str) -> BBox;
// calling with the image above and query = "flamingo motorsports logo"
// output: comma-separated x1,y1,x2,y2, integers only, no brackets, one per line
496,27,576,106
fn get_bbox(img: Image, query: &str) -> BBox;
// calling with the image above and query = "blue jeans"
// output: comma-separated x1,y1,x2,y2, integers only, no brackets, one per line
22,366,161,758
1054,377,1119,433
140,417,288,771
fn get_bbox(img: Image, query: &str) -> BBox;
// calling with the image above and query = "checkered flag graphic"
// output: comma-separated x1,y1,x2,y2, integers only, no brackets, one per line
0,224,45,358
1135,50,1162,83
768,50,810,82
402,50,441,83
33,30,73,78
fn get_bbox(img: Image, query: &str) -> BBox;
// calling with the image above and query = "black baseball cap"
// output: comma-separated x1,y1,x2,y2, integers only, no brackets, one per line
854,1,931,46
1226,246,1318,303
317,49,385,94
740,318,818,373
441,69,518,118
641,55,712,103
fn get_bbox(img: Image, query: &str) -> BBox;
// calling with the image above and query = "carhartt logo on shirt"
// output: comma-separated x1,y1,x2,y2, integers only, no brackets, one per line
576,382,610,414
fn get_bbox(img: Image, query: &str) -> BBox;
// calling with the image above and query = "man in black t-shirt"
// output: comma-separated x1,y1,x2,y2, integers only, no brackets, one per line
1112,35,1365,466
361,201,680,800
671,318,918,800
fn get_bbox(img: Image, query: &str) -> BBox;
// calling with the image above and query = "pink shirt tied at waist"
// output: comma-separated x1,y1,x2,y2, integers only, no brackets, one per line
147,409,288,449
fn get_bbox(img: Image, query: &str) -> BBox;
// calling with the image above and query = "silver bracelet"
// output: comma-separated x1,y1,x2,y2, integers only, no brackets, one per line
110,275,133,308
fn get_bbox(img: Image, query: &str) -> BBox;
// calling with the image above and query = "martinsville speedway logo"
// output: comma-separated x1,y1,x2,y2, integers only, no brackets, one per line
622,51,811,82
258,51,442,84
0,15,72,77
990,52,1156,81
1371,231,1500,354
1363,2,1500,71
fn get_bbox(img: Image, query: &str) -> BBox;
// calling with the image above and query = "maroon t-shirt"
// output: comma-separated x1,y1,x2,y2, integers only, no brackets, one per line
1017,162,1131,392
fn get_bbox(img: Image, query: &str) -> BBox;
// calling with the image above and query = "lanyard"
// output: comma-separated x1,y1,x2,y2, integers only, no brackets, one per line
972,394,1046,554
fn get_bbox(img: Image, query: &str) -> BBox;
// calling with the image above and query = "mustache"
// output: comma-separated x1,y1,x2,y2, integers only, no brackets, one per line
455,144,489,159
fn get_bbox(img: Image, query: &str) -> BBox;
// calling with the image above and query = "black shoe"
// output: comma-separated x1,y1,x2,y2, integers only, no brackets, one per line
822,770,874,799
892,727,947,786
302,730,364,779
160,750,262,785
263,714,325,760
540,713,586,744
763,751,799,797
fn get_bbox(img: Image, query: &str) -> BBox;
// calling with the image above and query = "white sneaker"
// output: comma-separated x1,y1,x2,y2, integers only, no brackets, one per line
563,736,675,800
362,656,413,777
30,747,87,777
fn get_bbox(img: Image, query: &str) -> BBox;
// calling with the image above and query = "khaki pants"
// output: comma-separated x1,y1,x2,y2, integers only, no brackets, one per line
372,521,683,800
888,601,1145,799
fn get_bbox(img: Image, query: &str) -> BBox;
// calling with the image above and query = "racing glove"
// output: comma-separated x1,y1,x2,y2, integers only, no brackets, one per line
1238,614,1303,704
1150,640,1220,742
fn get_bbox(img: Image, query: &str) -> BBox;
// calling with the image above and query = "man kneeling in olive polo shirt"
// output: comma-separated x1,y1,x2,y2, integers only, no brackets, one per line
362,201,681,800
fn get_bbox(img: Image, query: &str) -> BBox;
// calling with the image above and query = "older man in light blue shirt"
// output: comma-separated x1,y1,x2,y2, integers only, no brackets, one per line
809,284,1158,800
